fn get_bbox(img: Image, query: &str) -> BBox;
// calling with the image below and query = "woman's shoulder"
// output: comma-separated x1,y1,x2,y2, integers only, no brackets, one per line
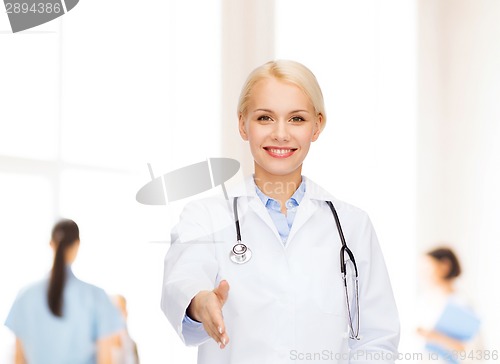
6,277,49,332
303,175,370,217
70,273,109,298
447,291,478,311
66,275,119,320
11,277,48,304
176,175,251,214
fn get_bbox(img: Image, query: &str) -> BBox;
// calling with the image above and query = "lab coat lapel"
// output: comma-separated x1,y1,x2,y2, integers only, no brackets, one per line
287,176,335,245
247,198,283,244
286,194,318,245
228,175,283,245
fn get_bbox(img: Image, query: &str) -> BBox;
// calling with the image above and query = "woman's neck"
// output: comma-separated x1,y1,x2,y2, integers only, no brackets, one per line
437,279,455,295
254,164,302,213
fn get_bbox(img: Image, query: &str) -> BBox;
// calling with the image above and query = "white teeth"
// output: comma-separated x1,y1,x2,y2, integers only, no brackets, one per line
269,148,292,155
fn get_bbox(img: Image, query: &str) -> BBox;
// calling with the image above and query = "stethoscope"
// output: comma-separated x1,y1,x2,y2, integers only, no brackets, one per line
229,196,361,340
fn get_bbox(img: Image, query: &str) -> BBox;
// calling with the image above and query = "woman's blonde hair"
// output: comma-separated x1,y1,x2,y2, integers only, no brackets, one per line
237,60,327,131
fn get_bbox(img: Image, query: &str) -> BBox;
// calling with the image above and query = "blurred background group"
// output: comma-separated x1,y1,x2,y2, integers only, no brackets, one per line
1,0,499,363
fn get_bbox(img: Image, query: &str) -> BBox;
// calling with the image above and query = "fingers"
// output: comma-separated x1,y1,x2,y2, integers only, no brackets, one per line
190,282,231,349
201,297,230,349
203,319,229,348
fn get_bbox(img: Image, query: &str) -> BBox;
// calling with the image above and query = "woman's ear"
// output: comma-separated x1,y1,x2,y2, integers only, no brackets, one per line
312,113,323,142
239,113,249,141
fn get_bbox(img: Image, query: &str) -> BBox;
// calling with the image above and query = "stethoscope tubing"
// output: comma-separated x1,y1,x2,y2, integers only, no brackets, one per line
233,196,242,242
326,201,359,279
230,196,360,339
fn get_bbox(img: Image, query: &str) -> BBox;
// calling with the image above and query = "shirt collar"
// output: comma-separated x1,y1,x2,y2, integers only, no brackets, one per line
254,176,306,210
227,174,335,202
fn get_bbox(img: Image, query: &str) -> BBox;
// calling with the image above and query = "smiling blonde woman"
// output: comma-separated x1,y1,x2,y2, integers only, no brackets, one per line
161,60,400,364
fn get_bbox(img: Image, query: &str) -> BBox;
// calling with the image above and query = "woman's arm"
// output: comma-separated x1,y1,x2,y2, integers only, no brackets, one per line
417,327,466,351
96,334,119,364
14,338,26,364
161,200,220,346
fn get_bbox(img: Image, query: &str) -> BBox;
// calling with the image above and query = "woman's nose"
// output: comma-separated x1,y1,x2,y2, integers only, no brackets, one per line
271,120,290,142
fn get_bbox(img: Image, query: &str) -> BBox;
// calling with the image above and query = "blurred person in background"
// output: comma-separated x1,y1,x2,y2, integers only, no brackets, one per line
417,246,482,364
4,219,124,364
111,294,140,364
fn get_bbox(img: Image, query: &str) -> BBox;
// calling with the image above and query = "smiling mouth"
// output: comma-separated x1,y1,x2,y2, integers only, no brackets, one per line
263,147,297,158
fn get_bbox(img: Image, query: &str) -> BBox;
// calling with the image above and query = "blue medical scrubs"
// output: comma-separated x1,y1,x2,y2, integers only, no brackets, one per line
5,267,124,364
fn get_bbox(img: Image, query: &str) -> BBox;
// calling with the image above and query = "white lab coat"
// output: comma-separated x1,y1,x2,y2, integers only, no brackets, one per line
161,175,399,364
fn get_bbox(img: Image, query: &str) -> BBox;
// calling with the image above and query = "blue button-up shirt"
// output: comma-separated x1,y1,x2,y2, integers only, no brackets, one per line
255,178,306,245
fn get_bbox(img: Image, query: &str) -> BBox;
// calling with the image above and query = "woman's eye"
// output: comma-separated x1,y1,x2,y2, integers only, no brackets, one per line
257,115,273,122
290,116,305,122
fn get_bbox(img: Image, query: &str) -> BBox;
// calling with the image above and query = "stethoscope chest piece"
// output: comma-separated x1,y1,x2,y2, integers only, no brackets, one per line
230,242,252,264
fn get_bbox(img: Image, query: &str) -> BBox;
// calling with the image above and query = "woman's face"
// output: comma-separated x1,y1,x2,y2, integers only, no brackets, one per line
239,77,322,181
422,256,451,285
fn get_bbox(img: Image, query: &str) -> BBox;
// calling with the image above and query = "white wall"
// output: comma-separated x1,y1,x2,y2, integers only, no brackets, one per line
418,0,500,353
2,0,499,362
220,0,275,176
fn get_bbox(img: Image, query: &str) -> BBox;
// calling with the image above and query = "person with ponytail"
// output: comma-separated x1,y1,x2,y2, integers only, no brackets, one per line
5,219,124,364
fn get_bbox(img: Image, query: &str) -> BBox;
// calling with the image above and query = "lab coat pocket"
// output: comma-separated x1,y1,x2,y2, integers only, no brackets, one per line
310,247,346,317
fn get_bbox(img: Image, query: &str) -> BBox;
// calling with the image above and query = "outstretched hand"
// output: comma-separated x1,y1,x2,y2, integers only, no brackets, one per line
187,280,230,349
